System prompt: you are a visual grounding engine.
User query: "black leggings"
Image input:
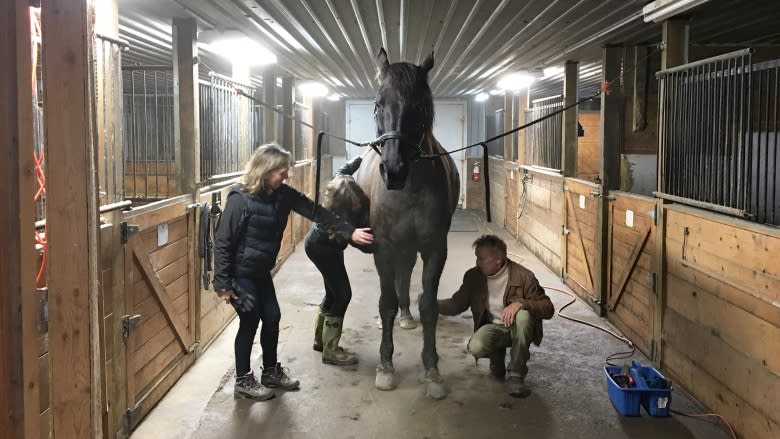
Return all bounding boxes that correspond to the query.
[233,273,280,376]
[305,235,352,317]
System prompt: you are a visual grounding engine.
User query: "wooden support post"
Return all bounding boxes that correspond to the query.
[0,3,40,438]
[516,88,528,165]
[173,17,200,195]
[262,67,277,144]
[653,17,689,365]
[561,60,579,177]
[42,0,103,436]
[503,93,513,160]
[282,76,295,159]
[633,45,648,132]
[594,46,623,317]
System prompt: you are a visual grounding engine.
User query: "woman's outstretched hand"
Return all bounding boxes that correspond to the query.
[351,227,374,245]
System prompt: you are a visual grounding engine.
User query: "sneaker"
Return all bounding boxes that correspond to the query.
[261,363,301,390]
[506,375,531,398]
[234,371,275,401]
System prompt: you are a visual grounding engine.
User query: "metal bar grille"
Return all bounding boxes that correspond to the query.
[657,49,780,226]
[526,95,563,170]
[121,66,173,199]
[198,73,262,185]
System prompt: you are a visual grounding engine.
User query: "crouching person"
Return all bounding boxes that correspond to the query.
[306,155,372,366]
[438,235,554,398]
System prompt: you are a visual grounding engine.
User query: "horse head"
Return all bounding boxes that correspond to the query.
[373,48,434,190]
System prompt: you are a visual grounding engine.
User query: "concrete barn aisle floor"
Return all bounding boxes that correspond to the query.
[131,210,732,439]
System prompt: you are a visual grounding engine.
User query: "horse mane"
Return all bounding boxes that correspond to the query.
[380,62,435,129]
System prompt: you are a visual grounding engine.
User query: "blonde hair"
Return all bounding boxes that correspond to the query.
[242,143,293,193]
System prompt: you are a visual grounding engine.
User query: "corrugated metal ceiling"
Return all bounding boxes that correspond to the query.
[117,0,780,99]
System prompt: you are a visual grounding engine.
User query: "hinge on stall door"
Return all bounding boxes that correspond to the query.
[121,314,142,340]
[120,221,139,244]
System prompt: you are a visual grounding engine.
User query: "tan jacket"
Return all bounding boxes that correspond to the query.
[438,259,555,346]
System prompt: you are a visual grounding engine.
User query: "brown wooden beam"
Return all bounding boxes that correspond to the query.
[561,60,579,177]
[503,93,513,160]
[594,46,624,317]
[282,75,295,159]
[262,67,277,144]
[1,2,40,439]
[173,17,200,195]
[42,0,103,436]
[653,17,689,365]
[516,88,528,165]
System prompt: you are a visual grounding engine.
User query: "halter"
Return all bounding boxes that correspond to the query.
[368,127,427,162]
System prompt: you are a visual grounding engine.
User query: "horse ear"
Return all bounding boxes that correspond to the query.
[376,47,390,78]
[421,52,434,74]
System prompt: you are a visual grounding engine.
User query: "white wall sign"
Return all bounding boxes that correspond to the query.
[579,194,586,209]
[157,223,169,247]
[626,210,634,228]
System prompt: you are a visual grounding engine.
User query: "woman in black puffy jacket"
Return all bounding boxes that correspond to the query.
[213,144,373,401]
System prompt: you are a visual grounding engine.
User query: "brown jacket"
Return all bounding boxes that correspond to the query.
[438,259,555,346]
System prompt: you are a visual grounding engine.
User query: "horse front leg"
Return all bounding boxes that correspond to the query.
[374,251,398,390]
[420,241,447,399]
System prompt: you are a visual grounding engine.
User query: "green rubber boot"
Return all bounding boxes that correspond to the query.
[322,316,358,366]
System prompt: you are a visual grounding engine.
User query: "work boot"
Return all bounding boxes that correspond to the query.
[489,349,506,381]
[399,309,418,329]
[234,371,275,401]
[506,374,531,398]
[261,363,300,390]
[313,311,325,352]
[322,316,358,366]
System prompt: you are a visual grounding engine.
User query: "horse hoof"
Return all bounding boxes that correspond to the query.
[375,365,396,390]
[425,369,447,400]
[399,311,417,330]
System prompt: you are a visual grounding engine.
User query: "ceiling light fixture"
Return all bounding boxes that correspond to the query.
[475,93,490,102]
[298,81,328,97]
[497,72,536,91]
[199,30,277,66]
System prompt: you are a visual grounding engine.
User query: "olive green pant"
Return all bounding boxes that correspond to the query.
[466,309,533,379]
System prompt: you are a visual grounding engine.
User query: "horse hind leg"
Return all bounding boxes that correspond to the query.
[420,243,447,400]
[374,252,399,391]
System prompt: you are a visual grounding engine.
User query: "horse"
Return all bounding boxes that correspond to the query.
[353,48,460,399]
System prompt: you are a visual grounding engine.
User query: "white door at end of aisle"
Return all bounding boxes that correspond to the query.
[345,100,375,161]
[432,101,466,204]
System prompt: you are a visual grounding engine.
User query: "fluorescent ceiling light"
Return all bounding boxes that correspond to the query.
[475,93,490,102]
[497,72,535,91]
[327,93,341,101]
[643,0,710,23]
[201,37,277,66]
[298,81,328,97]
[489,89,505,96]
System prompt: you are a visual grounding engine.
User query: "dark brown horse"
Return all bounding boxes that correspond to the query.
[353,48,459,399]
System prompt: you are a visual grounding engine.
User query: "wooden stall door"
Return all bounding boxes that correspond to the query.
[121,198,197,432]
[563,178,600,305]
[605,193,657,356]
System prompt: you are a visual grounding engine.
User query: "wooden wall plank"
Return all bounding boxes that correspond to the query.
[42,0,102,436]
[663,342,779,439]
[132,242,194,351]
[0,2,39,437]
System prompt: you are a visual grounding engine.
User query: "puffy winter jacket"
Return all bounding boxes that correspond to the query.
[212,183,354,291]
